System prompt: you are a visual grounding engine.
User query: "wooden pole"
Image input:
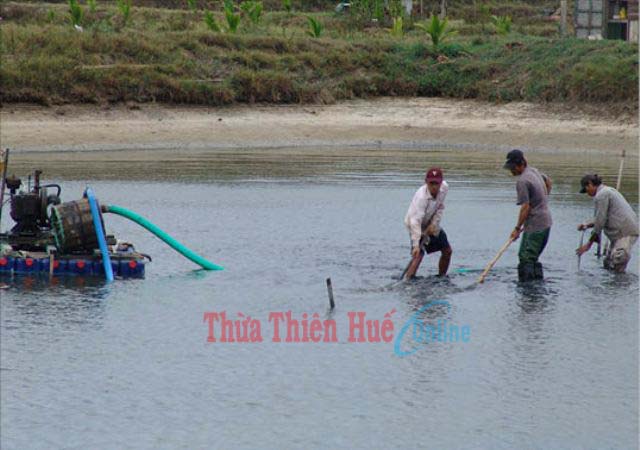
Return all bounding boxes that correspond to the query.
[560,0,568,37]
[616,149,626,190]
[477,237,514,283]
[578,229,586,270]
[326,278,335,309]
[0,149,9,229]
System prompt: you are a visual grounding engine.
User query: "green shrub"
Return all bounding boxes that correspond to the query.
[491,15,512,35]
[240,1,263,25]
[224,0,241,33]
[306,16,323,38]
[67,0,83,27]
[116,0,132,27]
[416,15,457,52]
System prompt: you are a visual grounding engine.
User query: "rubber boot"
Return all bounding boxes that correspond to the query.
[533,262,544,279]
[518,262,536,282]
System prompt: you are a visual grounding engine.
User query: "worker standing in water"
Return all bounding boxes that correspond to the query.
[403,167,452,279]
[575,173,639,273]
[503,149,553,281]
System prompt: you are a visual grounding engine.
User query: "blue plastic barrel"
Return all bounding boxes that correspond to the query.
[119,259,145,278]
[70,259,92,275]
[53,259,68,275]
[15,257,38,274]
[0,256,13,273]
[38,258,50,274]
[92,260,120,277]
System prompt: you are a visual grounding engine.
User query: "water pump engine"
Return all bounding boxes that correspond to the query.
[6,170,61,250]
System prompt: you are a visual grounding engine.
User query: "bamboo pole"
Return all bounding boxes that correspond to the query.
[577,229,586,270]
[616,149,626,190]
[0,149,9,229]
[477,237,514,283]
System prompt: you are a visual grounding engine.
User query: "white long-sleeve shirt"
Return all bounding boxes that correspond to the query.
[404,181,448,248]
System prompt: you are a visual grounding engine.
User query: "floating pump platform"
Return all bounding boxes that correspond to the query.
[0,149,222,282]
[0,253,145,278]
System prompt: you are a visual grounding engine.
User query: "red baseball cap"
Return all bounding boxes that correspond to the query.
[425,167,443,183]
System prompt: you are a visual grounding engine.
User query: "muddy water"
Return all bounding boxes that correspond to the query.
[1,147,638,449]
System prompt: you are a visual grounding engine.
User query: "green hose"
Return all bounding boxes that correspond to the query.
[105,204,223,271]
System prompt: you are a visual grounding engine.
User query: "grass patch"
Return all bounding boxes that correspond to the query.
[1,1,637,107]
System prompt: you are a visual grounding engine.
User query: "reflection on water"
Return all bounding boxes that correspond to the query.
[1,147,638,449]
[515,281,556,313]
[9,146,640,202]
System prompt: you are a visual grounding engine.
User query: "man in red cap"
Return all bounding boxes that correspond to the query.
[403,167,452,279]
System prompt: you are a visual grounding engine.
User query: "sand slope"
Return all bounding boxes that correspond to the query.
[1,98,637,154]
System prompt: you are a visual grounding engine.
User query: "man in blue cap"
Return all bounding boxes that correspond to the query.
[503,149,553,281]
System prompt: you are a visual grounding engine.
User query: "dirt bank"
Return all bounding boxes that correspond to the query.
[1,98,637,154]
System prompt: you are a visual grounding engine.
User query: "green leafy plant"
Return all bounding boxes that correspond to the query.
[87,0,97,13]
[282,0,292,13]
[491,15,512,35]
[416,15,457,51]
[239,1,252,14]
[116,0,132,26]
[204,10,221,31]
[68,0,83,27]
[47,9,56,23]
[250,2,263,24]
[225,11,240,32]
[240,1,263,25]
[306,16,323,38]
[224,0,241,33]
[389,16,403,38]
[186,0,197,10]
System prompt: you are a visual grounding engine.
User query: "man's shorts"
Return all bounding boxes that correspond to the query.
[417,229,450,255]
[604,235,638,272]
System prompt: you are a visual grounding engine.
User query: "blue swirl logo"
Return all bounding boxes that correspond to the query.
[394,300,471,357]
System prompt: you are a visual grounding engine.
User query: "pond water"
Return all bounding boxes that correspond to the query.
[2,147,638,449]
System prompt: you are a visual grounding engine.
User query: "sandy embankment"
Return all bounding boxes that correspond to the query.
[0,98,637,154]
